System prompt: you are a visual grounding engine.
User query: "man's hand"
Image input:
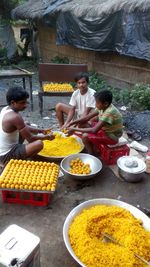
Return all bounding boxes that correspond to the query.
[66,127,75,136]
[41,128,52,135]
[45,133,55,140]
[67,121,76,127]
[61,123,70,130]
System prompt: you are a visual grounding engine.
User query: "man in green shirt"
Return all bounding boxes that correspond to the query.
[67,89,123,155]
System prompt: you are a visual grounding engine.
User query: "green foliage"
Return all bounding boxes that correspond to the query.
[120,88,130,105]
[0,47,7,58]
[0,0,28,21]
[2,0,26,8]
[11,19,29,26]
[89,71,150,110]
[1,0,18,15]
[88,71,130,105]
[0,19,10,25]
[129,83,150,110]
[18,0,28,3]
[51,56,70,64]
[108,87,130,106]
[89,71,106,91]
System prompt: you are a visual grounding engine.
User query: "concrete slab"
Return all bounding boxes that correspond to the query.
[0,74,150,267]
[0,161,150,267]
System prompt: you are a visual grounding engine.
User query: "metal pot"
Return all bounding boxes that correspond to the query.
[117,156,146,183]
[118,167,145,183]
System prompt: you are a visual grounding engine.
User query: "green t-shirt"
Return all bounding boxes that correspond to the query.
[97,104,123,140]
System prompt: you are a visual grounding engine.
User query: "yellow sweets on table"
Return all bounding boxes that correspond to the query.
[68,158,91,175]
[43,83,74,92]
[0,159,59,192]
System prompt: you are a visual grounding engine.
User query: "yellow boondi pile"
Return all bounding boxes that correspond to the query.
[69,205,150,267]
[39,133,82,157]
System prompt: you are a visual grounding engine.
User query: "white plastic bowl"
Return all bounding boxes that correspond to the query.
[63,198,150,267]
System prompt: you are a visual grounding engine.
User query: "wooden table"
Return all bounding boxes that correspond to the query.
[0,69,33,111]
[38,63,88,115]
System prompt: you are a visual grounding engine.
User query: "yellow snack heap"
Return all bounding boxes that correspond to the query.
[0,159,59,192]
[43,83,74,92]
[39,133,83,157]
[68,158,91,175]
[69,205,150,267]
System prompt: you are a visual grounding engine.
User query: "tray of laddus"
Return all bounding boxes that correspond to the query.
[0,159,60,193]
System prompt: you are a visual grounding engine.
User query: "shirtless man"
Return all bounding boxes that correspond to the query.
[0,86,54,164]
[55,72,96,129]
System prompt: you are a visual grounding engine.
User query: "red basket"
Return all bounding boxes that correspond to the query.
[1,190,52,206]
[99,144,130,165]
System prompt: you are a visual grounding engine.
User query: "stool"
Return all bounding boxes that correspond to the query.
[98,144,130,165]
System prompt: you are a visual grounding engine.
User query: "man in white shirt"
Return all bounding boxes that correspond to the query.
[55,72,96,129]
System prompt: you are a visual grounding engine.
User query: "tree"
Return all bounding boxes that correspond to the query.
[0,1,19,19]
[0,0,28,20]
[0,0,29,60]
[0,0,20,60]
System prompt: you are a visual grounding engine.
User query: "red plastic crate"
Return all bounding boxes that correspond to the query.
[1,190,52,206]
[99,144,130,165]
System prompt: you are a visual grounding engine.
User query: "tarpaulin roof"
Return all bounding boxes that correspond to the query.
[12,0,150,60]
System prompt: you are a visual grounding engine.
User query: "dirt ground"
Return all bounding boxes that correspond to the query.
[0,64,150,267]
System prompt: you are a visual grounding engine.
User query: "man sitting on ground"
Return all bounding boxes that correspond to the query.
[55,72,96,129]
[0,86,54,164]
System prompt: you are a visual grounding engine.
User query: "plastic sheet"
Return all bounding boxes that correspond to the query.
[43,0,150,60]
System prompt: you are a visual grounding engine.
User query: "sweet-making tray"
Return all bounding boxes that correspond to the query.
[0,159,63,194]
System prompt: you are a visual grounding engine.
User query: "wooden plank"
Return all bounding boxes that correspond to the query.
[38,63,88,82]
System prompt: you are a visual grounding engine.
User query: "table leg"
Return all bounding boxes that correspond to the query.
[22,78,26,90]
[39,92,43,117]
[29,77,33,111]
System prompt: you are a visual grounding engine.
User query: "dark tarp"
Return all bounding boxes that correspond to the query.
[43,1,150,61]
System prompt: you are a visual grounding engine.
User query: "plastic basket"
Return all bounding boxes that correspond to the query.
[2,190,52,206]
[99,144,130,165]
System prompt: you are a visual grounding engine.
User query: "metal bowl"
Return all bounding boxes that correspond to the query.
[38,132,84,161]
[60,153,102,180]
[63,198,150,267]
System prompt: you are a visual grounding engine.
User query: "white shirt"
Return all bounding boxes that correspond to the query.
[69,87,96,118]
[0,106,19,155]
